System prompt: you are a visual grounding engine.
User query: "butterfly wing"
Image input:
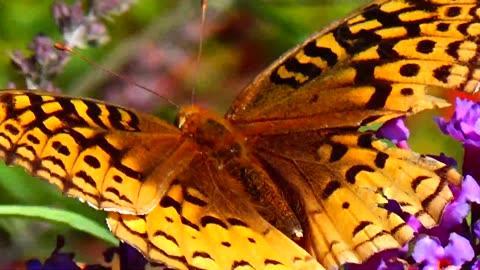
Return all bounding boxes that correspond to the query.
[225,0,469,268]
[0,90,195,215]
[107,155,324,270]
[227,0,480,127]
[252,131,460,267]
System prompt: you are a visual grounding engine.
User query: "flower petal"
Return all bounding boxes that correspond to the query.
[412,236,443,265]
[444,233,474,266]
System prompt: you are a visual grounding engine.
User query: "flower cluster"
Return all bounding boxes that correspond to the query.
[10,0,135,90]
[25,236,165,270]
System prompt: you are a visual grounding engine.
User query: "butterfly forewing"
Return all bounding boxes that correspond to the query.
[226,0,480,127]
[0,90,194,214]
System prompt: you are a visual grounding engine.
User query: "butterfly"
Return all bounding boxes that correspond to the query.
[2,0,477,269]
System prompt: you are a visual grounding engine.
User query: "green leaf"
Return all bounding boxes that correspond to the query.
[0,205,118,245]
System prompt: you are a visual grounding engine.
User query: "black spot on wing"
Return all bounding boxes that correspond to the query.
[160,196,182,215]
[322,180,341,200]
[411,175,430,192]
[52,141,70,156]
[84,155,101,168]
[353,221,373,237]
[232,260,253,269]
[181,216,200,231]
[153,230,179,246]
[4,124,19,135]
[374,152,388,169]
[74,171,97,189]
[201,216,228,229]
[184,191,208,207]
[329,143,348,162]
[346,165,375,184]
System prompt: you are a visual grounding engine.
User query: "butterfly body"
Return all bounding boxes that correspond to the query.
[177,105,303,239]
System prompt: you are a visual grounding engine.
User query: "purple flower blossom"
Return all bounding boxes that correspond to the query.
[435,98,480,147]
[25,236,154,270]
[435,175,480,240]
[463,146,480,186]
[26,236,80,270]
[426,153,457,167]
[52,1,108,48]
[440,201,470,230]
[376,117,410,149]
[10,35,68,90]
[473,260,480,270]
[474,220,480,239]
[449,175,480,204]
[98,242,152,270]
[343,249,404,270]
[52,0,135,48]
[10,0,136,91]
[412,233,474,269]
[435,98,480,181]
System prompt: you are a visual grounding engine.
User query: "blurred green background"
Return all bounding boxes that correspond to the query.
[0,0,463,268]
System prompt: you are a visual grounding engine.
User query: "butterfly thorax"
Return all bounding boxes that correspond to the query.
[176,105,304,239]
[176,105,245,162]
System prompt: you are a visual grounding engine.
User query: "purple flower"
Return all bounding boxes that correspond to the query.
[52,0,135,48]
[94,242,151,270]
[26,236,80,270]
[474,220,480,239]
[449,175,480,204]
[473,260,480,270]
[412,233,474,269]
[438,175,480,231]
[383,199,422,232]
[10,35,67,90]
[376,117,410,149]
[25,236,155,270]
[52,1,108,48]
[343,249,404,270]
[92,0,136,17]
[426,153,457,167]
[463,146,480,185]
[435,98,480,181]
[435,98,480,147]
[439,201,470,233]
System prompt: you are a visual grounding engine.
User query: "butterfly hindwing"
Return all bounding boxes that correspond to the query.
[107,156,324,270]
[251,131,460,267]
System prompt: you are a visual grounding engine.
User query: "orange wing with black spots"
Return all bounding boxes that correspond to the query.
[0,90,194,215]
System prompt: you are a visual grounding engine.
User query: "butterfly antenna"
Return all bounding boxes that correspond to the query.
[191,0,208,105]
[54,43,179,109]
